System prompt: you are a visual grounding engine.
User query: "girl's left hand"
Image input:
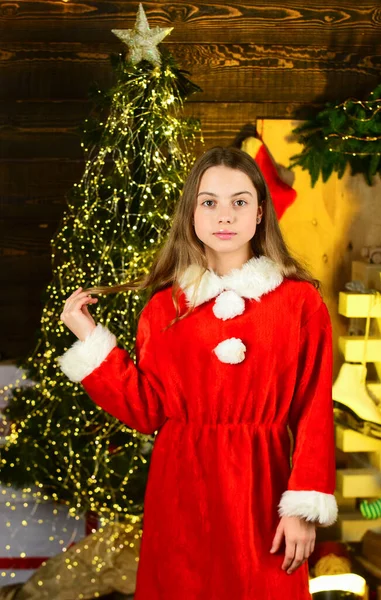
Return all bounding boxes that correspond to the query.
[270,516,316,574]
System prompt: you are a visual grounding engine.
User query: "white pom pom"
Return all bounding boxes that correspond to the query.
[213,290,246,320]
[213,338,246,364]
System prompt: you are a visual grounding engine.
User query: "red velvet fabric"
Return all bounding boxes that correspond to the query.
[81,278,335,600]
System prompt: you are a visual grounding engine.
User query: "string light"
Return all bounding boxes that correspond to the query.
[325,94,381,155]
[0,50,203,587]
[290,84,381,185]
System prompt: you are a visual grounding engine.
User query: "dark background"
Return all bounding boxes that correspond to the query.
[1,1,381,359]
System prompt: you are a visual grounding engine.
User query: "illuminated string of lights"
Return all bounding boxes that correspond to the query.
[290,83,381,186]
[0,48,202,588]
[338,97,381,122]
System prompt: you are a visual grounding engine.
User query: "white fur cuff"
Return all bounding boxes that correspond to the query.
[278,490,338,527]
[57,324,117,382]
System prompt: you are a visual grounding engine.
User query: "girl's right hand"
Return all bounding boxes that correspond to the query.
[60,287,98,341]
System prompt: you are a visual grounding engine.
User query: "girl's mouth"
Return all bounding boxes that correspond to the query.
[213,233,237,240]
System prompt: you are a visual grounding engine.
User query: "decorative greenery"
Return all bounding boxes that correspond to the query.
[0,48,202,523]
[289,83,381,186]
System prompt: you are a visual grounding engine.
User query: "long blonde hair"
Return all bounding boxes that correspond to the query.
[84,146,319,326]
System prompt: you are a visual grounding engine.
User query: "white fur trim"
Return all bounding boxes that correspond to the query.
[179,264,224,307]
[278,490,338,526]
[179,255,283,308]
[213,290,246,320]
[57,324,117,383]
[213,337,246,364]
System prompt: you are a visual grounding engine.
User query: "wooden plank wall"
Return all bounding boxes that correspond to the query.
[1,1,381,359]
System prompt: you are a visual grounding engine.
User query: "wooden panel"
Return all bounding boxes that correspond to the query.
[1,2,380,46]
[0,303,47,361]
[0,100,92,130]
[0,256,51,284]
[0,131,83,160]
[1,43,379,102]
[0,98,288,284]
[0,99,318,132]
[0,203,65,221]
[0,100,323,161]
[0,218,59,256]
[0,161,84,205]
[0,257,52,359]
[184,102,311,144]
[0,160,81,279]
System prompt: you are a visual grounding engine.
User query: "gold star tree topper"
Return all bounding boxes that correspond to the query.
[112,4,173,67]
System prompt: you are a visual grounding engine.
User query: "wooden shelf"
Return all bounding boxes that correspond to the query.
[338,292,381,318]
[335,424,381,453]
[334,489,356,509]
[338,336,381,362]
[335,510,381,542]
[336,468,381,498]
[335,272,381,546]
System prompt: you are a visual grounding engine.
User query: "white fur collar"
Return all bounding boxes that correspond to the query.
[179,255,284,307]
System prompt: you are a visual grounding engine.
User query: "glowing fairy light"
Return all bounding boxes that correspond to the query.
[0,32,203,588]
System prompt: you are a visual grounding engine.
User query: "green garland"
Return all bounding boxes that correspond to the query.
[289,83,381,186]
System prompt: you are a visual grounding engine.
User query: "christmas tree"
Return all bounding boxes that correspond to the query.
[0,4,202,524]
[289,83,381,186]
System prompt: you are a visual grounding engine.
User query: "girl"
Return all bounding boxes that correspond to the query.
[58,146,338,600]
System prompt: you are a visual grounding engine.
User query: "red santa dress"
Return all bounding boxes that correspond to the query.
[57,255,338,600]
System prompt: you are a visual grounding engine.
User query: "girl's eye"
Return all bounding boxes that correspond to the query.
[201,199,247,207]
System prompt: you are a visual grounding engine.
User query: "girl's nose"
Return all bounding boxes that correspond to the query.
[218,210,234,222]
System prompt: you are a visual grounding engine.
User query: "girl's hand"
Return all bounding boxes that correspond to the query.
[270,515,316,575]
[60,286,98,341]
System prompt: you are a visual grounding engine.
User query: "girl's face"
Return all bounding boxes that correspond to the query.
[193,165,263,260]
